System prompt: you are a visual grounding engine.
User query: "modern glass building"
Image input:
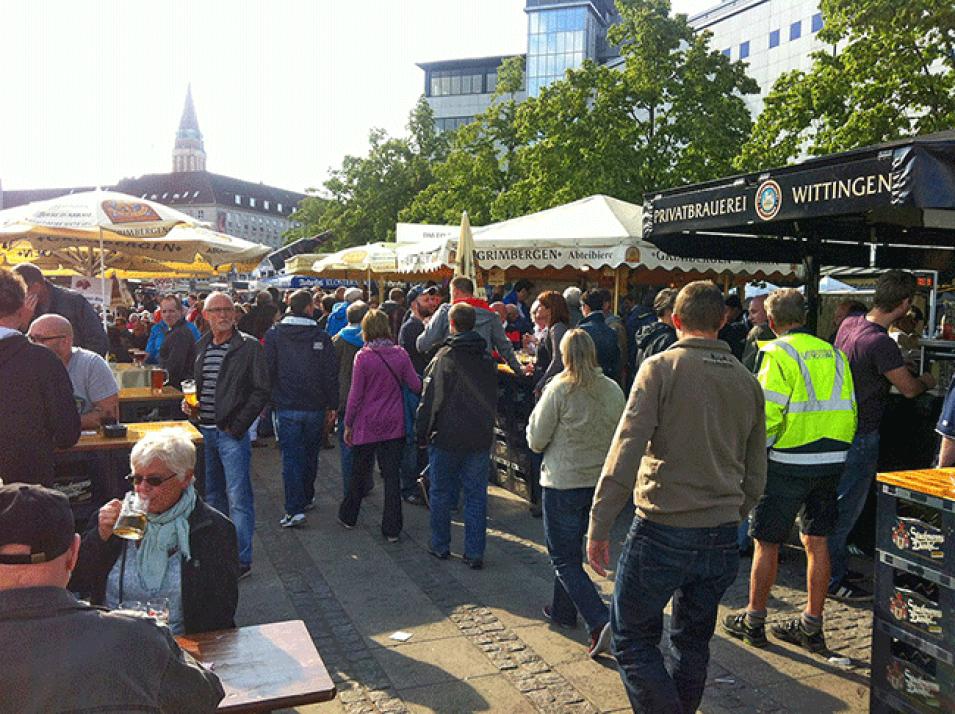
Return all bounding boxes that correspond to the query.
[419,0,827,130]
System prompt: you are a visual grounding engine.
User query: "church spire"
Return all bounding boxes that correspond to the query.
[172,84,207,172]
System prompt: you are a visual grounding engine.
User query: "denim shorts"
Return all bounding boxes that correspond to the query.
[750,468,840,543]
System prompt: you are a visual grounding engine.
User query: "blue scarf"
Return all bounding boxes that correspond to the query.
[137,485,196,591]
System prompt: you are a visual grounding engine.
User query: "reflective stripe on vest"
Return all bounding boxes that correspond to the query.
[771,339,849,413]
[768,449,849,465]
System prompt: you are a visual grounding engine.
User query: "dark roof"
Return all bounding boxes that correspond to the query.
[416,54,523,72]
[0,186,101,209]
[113,171,306,216]
[265,232,334,270]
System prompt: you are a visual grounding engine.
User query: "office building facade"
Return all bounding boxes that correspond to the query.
[420,0,826,129]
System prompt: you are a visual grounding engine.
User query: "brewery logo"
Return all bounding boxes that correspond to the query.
[625,246,641,263]
[755,180,782,221]
[892,520,912,550]
[886,661,905,692]
[101,201,162,224]
[889,592,908,622]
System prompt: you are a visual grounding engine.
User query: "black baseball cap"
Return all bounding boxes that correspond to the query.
[407,283,439,303]
[0,484,74,565]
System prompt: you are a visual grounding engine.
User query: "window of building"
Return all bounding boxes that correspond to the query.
[435,116,473,133]
[264,200,270,211]
[790,20,801,40]
[173,193,180,199]
[721,48,731,58]
[249,197,256,208]
[196,209,205,219]
[277,203,283,213]
[526,5,592,95]
[235,195,242,205]
[162,193,169,199]
[739,41,749,59]
[769,29,780,48]
[428,68,486,97]
[811,13,823,33]
[485,71,497,94]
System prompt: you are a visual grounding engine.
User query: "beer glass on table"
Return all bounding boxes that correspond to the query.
[113,492,149,541]
[147,598,170,627]
[181,379,198,409]
[150,368,169,395]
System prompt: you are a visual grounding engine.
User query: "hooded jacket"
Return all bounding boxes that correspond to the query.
[634,320,677,372]
[325,301,349,337]
[264,315,339,412]
[345,342,421,446]
[416,298,523,374]
[332,324,364,413]
[416,330,499,453]
[0,333,80,485]
[34,282,109,356]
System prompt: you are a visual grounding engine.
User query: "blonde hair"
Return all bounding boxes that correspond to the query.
[361,308,392,342]
[556,329,600,390]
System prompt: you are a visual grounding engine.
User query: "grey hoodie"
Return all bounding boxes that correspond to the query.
[416,300,523,374]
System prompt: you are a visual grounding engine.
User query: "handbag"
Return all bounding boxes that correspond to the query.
[372,349,419,443]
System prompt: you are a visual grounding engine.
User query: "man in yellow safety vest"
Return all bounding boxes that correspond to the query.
[723,288,856,654]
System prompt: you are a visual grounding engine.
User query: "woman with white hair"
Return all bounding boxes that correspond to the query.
[71,428,239,634]
[526,329,625,657]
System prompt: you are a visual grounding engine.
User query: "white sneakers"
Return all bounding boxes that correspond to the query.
[279,513,306,528]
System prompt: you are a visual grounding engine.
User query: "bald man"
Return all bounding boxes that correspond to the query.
[28,314,119,430]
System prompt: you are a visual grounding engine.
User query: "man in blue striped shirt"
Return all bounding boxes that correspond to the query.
[183,292,270,579]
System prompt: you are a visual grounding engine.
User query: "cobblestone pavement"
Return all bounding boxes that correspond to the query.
[235,445,872,713]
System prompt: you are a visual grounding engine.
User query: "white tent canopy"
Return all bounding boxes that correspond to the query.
[396,195,798,278]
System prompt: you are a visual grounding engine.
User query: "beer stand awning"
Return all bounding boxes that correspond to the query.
[643,131,955,272]
[396,195,797,280]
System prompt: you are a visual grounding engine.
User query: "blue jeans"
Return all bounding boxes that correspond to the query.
[828,430,880,589]
[612,517,739,714]
[276,409,324,516]
[542,486,609,634]
[201,426,254,567]
[429,447,489,559]
[337,417,354,499]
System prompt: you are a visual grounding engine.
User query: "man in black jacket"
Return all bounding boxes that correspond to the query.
[0,268,80,485]
[0,483,224,713]
[158,296,199,390]
[183,292,270,577]
[578,288,621,382]
[633,288,678,375]
[265,290,339,527]
[13,262,109,355]
[416,303,498,569]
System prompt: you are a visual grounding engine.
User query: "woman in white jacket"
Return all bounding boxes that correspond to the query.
[526,329,625,658]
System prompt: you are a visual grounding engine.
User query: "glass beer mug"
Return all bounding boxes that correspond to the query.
[114,492,149,541]
[150,368,169,395]
[181,379,199,409]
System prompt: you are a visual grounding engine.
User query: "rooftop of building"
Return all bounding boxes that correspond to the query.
[416,54,524,72]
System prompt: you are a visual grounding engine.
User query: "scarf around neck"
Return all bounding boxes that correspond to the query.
[137,485,196,592]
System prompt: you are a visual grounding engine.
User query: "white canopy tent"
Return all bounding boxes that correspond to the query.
[395,195,798,279]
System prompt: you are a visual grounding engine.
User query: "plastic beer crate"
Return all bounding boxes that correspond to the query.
[875,550,955,657]
[870,619,955,713]
[876,470,955,570]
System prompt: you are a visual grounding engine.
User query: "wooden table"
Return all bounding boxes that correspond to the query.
[55,421,204,525]
[119,386,185,422]
[177,620,336,712]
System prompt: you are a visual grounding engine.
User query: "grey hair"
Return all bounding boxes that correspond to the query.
[563,286,582,307]
[130,428,197,481]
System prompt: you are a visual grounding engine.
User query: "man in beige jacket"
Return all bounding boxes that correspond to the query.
[587,281,766,714]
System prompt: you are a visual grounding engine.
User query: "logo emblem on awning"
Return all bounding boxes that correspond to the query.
[755,180,782,221]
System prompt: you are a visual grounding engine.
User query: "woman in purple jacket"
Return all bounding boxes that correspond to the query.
[338,309,422,540]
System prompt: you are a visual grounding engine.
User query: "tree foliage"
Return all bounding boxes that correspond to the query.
[737,0,955,170]
[285,97,448,248]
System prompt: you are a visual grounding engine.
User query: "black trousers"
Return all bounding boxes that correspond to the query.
[338,438,404,538]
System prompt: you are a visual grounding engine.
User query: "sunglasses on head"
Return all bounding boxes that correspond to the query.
[126,472,178,487]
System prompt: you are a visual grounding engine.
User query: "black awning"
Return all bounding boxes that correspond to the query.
[643,132,955,267]
[265,231,333,270]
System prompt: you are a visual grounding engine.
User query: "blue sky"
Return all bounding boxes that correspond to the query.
[1,0,715,193]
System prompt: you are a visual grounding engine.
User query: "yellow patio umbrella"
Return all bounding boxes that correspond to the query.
[454,211,477,284]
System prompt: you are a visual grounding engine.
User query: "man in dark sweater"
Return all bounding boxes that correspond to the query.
[578,288,620,382]
[0,268,80,485]
[416,303,498,569]
[265,290,339,526]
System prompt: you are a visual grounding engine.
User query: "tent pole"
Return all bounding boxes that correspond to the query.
[99,227,107,330]
[613,267,622,314]
[804,242,820,336]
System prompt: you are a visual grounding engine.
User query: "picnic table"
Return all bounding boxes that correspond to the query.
[176,620,336,712]
[119,386,185,422]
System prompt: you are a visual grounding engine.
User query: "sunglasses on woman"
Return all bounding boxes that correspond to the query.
[126,472,178,487]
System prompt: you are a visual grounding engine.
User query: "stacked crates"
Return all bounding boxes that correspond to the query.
[871,469,955,713]
[492,373,537,501]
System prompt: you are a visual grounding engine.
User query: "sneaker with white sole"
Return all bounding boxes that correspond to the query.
[279,513,306,528]
[828,581,873,603]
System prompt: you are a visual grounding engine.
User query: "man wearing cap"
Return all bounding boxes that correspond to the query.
[326,286,364,337]
[0,483,224,712]
[0,268,80,485]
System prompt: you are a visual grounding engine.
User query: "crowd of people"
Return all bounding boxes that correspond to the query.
[1,259,951,711]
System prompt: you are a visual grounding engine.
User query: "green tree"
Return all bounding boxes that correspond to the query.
[285,97,447,248]
[496,0,758,217]
[737,0,955,170]
[401,56,526,225]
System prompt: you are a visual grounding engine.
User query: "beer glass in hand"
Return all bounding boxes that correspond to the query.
[113,492,149,540]
[181,379,198,409]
